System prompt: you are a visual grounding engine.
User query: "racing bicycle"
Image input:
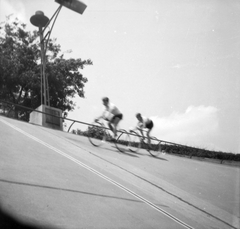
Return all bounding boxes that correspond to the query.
[87,120,163,157]
[126,129,164,157]
[87,120,129,153]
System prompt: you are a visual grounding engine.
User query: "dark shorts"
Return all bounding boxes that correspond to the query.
[145,120,153,130]
[110,113,123,122]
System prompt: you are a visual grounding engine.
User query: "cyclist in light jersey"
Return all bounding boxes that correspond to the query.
[95,97,123,138]
[135,113,154,145]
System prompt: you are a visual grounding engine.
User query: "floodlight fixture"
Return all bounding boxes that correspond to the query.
[55,0,87,15]
[30,11,49,28]
[29,1,87,106]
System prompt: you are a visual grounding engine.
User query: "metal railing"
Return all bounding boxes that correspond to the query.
[1,100,238,163]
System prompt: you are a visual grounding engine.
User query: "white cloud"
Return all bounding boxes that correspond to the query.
[0,0,26,23]
[150,106,220,150]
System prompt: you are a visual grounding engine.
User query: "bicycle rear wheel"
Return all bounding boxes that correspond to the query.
[88,121,106,147]
[148,137,162,157]
[128,130,141,153]
[114,129,130,152]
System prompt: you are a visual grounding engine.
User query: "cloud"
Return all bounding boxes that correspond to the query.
[0,0,26,23]
[150,106,220,150]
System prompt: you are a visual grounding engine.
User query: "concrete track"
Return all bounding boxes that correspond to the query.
[0,116,239,229]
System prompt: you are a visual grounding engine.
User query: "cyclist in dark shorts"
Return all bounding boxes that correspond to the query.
[95,97,123,138]
[135,113,154,145]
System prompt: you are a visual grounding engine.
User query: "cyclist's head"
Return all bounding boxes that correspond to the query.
[102,97,109,102]
[136,113,141,118]
[102,97,109,106]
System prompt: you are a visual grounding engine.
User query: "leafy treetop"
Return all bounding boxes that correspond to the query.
[0,15,92,118]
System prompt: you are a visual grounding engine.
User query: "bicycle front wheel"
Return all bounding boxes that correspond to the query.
[128,130,141,153]
[148,137,162,157]
[88,121,106,147]
[115,129,130,153]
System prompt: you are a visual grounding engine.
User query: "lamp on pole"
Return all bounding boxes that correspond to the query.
[30,0,87,107]
[29,0,87,130]
[30,11,49,106]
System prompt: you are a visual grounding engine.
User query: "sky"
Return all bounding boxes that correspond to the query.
[0,0,239,154]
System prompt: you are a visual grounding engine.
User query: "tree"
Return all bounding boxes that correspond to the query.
[0,15,92,119]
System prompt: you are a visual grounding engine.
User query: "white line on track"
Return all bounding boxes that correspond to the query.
[1,119,195,229]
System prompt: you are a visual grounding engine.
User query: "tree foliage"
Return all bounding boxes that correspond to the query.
[0,15,92,118]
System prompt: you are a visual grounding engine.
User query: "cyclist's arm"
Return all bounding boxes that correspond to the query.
[130,122,144,138]
[95,111,106,122]
[95,110,113,122]
[137,122,144,129]
[95,116,102,122]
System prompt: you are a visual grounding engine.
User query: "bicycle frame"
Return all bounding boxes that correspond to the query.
[88,120,113,146]
[88,121,163,156]
[127,129,163,157]
[88,120,129,153]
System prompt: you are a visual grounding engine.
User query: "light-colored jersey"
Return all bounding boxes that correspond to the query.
[103,103,121,120]
[138,116,151,128]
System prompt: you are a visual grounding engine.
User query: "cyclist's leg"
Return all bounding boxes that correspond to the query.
[111,114,123,138]
[107,121,114,132]
[146,120,154,145]
[138,128,144,141]
[146,128,152,145]
[112,117,121,138]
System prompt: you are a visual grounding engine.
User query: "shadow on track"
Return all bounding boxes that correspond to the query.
[0,179,140,203]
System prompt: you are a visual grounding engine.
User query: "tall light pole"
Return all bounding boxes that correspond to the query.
[29,0,87,130]
[30,11,49,106]
[30,0,87,107]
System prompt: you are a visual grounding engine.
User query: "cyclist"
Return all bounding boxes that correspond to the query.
[133,113,154,145]
[95,97,123,139]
